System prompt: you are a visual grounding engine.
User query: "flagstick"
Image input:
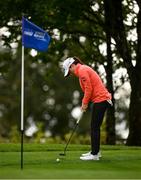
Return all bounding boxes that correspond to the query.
[21,129,24,169]
[21,45,25,169]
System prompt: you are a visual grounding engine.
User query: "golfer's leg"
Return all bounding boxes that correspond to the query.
[91,102,108,155]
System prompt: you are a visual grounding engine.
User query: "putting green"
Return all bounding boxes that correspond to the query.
[0,143,141,179]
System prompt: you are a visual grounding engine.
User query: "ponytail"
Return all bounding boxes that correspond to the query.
[73,56,84,65]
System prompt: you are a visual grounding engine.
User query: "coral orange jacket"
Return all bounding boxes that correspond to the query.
[74,63,112,105]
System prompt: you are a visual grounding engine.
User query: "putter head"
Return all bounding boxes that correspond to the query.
[59,153,66,156]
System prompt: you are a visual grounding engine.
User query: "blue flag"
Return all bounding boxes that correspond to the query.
[22,17,51,52]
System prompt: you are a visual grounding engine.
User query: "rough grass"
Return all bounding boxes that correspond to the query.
[0,143,141,179]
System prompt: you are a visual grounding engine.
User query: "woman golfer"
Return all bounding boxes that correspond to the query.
[62,57,112,161]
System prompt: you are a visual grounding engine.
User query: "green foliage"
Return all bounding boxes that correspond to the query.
[0,0,140,145]
[9,126,20,143]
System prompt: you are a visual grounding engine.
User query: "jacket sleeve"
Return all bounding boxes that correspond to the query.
[79,70,93,105]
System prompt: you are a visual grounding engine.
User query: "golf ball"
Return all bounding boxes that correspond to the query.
[56,158,60,162]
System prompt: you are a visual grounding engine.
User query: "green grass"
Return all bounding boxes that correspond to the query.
[0,143,141,179]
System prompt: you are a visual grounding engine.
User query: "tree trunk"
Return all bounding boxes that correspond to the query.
[127,76,141,145]
[106,0,141,145]
[127,1,141,145]
[104,0,116,145]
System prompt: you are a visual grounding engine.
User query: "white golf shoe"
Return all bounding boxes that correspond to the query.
[81,151,102,158]
[80,154,99,161]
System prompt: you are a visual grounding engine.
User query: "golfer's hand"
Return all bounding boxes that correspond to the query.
[81,103,88,112]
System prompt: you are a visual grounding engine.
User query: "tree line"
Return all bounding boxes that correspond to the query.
[0,0,140,145]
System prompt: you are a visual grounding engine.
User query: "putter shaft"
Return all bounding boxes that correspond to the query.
[59,113,83,156]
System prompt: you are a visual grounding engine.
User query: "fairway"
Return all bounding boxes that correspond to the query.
[0,143,141,179]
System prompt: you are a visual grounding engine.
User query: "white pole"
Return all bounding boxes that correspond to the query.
[21,45,24,131]
[21,45,24,169]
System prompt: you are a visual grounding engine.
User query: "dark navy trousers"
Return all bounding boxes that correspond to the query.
[91,100,111,155]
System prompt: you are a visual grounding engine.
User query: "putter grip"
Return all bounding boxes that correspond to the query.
[76,112,83,124]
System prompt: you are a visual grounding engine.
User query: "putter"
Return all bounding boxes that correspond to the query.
[59,112,83,156]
